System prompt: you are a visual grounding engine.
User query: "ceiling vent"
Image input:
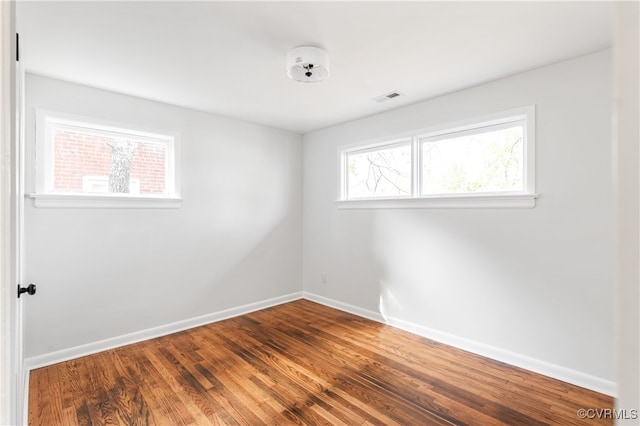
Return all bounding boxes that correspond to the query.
[286,46,330,83]
[372,91,401,103]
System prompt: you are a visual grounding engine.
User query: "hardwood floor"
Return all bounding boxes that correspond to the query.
[29,299,613,425]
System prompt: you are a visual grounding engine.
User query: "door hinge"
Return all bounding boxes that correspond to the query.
[16,33,19,62]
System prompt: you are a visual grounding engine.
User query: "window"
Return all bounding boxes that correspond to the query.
[346,140,412,199]
[32,110,181,208]
[420,122,524,196]
[338,106,536,208]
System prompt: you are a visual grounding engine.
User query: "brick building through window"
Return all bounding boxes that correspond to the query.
[53,129,167,195]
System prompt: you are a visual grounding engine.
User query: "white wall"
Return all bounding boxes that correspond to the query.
[614,1,640,422]
[23,74,302,358]
[303,50,615,391]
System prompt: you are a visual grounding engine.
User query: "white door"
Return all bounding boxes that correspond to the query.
[1,3,27,424]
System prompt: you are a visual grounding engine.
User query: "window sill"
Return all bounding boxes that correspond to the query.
[336,193,537,209]
[29,193,183,209]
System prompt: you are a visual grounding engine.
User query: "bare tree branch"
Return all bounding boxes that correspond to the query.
[366,156,409,194]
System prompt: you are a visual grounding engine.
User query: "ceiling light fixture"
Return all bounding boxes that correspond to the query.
[286,46,330,83]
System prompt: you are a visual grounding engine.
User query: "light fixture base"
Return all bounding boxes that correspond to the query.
[286,46,330,83]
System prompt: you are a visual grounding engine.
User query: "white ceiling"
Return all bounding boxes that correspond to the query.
[18,1,612,134]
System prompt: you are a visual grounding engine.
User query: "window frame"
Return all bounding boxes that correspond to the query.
[31,109,182,209]
[337,106,536,209]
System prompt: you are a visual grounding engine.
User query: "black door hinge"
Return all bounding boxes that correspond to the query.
[16,33,19,62]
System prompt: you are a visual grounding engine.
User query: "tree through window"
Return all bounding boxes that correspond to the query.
[346,142,412,199]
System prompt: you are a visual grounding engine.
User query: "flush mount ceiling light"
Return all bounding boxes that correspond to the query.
[286,46,330,83]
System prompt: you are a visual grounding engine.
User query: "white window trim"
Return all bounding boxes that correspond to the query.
[336,106,537,209]
[28,193,181,209]
[31,109,182,209]
[337,193,536,209]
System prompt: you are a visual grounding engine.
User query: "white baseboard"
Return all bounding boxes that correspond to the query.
[24,291,303,371]
[304,292,386,323]
[303,291,617,397]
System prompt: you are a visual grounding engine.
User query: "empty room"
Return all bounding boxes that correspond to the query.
[0,1,638,425]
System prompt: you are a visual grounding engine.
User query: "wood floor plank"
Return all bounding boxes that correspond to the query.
[239,309,492,425]
[28,366,53,426]
[29,299,614,425]
[194,353,290,424]
[281,300,611,424]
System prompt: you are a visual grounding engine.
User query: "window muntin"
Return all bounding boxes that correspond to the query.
[36,112,178,201]
[420,121,524,196]
[346,141,412,199]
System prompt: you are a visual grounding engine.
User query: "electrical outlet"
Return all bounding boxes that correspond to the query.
[321,273,327,284]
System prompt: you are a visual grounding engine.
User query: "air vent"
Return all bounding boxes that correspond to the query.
[372,91,401,103]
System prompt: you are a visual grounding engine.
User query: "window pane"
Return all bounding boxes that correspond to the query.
[53,129,167,195]
[421,125,523,195]
[347,143,412,199]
